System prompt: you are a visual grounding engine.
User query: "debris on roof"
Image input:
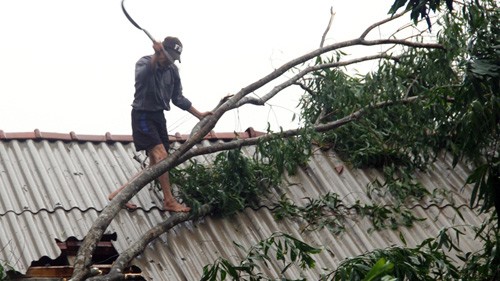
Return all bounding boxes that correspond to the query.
[0,129,487,280]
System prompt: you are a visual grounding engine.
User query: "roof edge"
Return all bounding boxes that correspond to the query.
[0,128,265,143]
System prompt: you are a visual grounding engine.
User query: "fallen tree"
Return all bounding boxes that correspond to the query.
[71,0,500,279]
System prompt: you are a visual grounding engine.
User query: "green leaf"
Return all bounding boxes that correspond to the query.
[362,258,394,281]
[389,0,409,14]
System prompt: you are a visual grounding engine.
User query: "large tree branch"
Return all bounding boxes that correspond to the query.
[226,13,441,110]
[207,10,441,116]
[225,36,441,110]
[86,96,422,281]
[70,9,441,280]
[228,33,441,109]
[88,205,212,281]
[234,54,401,108]
[184,96,420,162]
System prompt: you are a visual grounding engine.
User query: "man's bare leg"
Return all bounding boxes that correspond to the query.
[149,144,191,212]
[108,172,140,210]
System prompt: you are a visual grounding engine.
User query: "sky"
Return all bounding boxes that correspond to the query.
[0,0,410,135]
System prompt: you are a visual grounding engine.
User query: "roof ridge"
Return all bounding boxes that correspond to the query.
[0,127,265,143]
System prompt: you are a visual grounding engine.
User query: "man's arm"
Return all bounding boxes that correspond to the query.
[187,106,212,120]
[150,41,163,69]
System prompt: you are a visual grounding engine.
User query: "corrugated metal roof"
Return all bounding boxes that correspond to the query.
[0,130,488,280]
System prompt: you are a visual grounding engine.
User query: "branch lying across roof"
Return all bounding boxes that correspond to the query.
[84,95,421,281]
[221,14,440,110]
[181,96,420,163]
[87,204,212,281]
[233,53,401,108]
[226,38,440,109]
[70,9,442,281]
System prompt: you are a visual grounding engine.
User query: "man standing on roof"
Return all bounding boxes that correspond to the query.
[109,36,212,212]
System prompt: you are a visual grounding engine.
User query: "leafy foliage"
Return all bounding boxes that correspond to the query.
[0,264,4,281]
[359,258,396,281]
[176,1,499,280]
[441,0,500,218]
[301,48,452,171]
[302,50,458,176]
[389,0,454,29]
[256,128,313,176]
[299,0,499,220]
[367,164,429,204]
[458,217,500,280]
[171,148,281,217]
[328,239,460,280]
[0,259,9,281]
[274,192,348,234]
[274,192,425,234]
[200,225,499,280]
[171,132,313,217]
[325,225,499,280]
[200,232,321,281]
[284,0,499,279]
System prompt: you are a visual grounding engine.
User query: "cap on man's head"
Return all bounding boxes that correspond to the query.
[162,36,183,63]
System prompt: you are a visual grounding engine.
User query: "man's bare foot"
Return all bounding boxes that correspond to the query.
[123,202,138,210]
[108,194,138,210]
[164,200,191,212]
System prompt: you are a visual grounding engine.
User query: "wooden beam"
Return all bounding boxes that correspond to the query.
[24,265,112,278]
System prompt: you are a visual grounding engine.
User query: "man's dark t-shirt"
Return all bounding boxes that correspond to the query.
[131,55,192,111]
[130,55,191,151]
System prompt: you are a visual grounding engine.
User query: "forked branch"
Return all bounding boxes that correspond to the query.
[70,9,443,280]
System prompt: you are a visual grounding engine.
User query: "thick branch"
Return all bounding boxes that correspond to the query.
[71,9,441,280]
[81,96,421,281]
[224,12,440,110]
[180,96,420,163]
[358,38,443,49]
[71,119,224,280]
[88,205,212,281]
[209,10,441,117]
[229,34,441,109]
[234,54,400,108]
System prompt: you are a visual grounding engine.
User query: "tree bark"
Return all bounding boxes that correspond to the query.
[87,204,213,281]
[70,10,443,280]
[84,96,422,280]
